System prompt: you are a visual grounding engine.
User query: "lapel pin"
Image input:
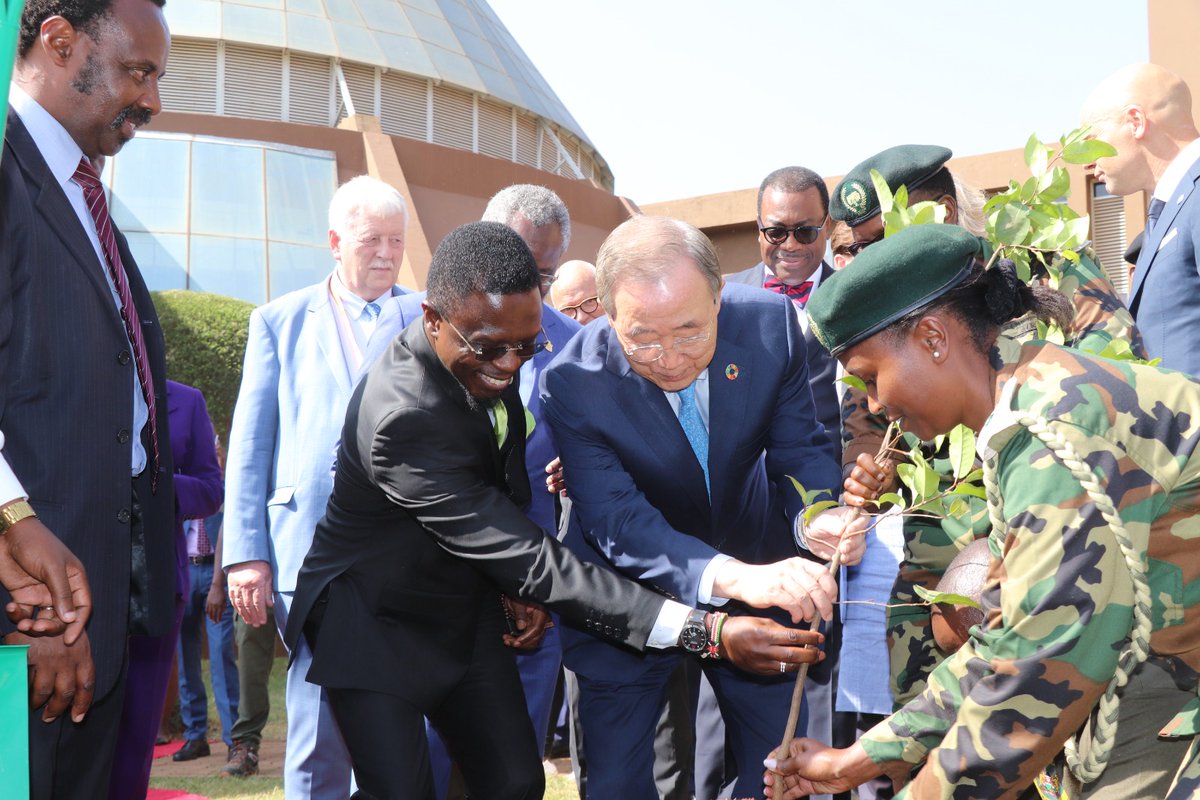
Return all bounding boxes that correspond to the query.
[725,363,739,380]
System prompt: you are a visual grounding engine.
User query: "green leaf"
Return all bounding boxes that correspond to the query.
[803,499,840,525]
[839,374,867,392]
[877,492,907,510]
[947,425,976,479]
[950,482,987,499]
[1038,167,1070,202]
[896,462,919,495]
[948,498,970,519]
[893,184,909,211]
[901,432,922,450]
[1010,249,1032,282]
[993,203,1033,246]
[913,584,983,610]
[1019,176,1040,204]
[787,476,832,506]
[1062,217,1091,250]
[1062,139,1117,164]
[1061,249,1080,264]
[1024,133,1050,177]
[870,169,895,213]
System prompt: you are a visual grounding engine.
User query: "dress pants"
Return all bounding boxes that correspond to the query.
[276,590,356,800]
[230,611,276,747]
[576,653,806,799]
[177,560,239,747]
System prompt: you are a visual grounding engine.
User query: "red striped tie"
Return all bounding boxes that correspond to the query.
[72,158,161,493]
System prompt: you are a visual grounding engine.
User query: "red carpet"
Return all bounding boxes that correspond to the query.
[152,740,185,759]
[146,790,208,800]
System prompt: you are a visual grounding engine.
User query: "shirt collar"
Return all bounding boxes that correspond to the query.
[9,83,87,191]
[330,270,391,317]
[1154,137,1200,202]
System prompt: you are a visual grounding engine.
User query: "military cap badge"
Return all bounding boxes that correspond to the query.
[840,180,869,218]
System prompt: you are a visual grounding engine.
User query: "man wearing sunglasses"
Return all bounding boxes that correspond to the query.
[283,222,831,799]
[541,215,858,799]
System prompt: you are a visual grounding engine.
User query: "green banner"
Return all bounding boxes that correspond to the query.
[1,0,24,148]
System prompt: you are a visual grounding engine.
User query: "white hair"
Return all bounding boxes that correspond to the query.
[481,184,571,251]
[328,175,408,235]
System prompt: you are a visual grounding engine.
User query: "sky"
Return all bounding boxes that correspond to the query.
[487,0,1149,204]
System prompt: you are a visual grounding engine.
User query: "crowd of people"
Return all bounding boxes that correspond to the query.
[3,1,1200,799]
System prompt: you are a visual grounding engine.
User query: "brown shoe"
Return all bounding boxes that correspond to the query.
[220,740,259,778]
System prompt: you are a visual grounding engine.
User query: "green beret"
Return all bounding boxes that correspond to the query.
[808,224,981,356]
[830,144,953,226]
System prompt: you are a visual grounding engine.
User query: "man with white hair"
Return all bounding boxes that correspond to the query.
[482,183,571,296]
[1081,63,1200,375]
[550,260,604,324]
[222,175,411,797]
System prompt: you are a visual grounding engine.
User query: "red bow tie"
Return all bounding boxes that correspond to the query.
[764,277,813,305]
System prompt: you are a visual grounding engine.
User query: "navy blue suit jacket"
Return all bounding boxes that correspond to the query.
[540,282,840,678]
[1130,156,1200,376]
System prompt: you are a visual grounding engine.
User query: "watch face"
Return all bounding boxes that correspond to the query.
[681,622,708,652]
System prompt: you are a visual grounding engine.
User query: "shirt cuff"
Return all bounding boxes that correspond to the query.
[697,553,734,606]
[860,713,931,766]
[0,447,28,507]
[645,599,693,649]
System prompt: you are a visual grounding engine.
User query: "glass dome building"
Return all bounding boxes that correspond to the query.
[106,0,630,304]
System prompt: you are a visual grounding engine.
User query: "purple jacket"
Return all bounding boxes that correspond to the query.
[167,380,224,595]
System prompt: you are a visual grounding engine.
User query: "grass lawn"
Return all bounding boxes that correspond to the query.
[149,656,580,798]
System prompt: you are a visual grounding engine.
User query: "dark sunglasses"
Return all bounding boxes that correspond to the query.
[846,233,885,256]
[445,319,551,362]
[758,216,828,246]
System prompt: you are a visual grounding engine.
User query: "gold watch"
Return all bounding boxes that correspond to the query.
[0,500,37,534]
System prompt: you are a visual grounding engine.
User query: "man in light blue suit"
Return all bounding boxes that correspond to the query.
[1082,63,1200,375]
[541,215,862,799]
[362,184,580,797]
[223,175,411,799]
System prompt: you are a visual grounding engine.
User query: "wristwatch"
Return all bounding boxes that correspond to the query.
[0,500,37,534]
[679,608,710,654]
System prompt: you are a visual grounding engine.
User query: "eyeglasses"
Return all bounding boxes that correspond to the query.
[846,234,884,256]
[559,296,600,320]
[443,318,551,362]
[758,216,828,246]
[538,273,557,288]
[622,328,713,364]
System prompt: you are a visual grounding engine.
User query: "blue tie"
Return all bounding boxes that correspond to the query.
[677,382,709,494]
[364,301,381,321]
[1147,197,1166,233]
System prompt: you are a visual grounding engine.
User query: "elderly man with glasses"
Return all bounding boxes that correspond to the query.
[550,259,605,324]
[540,215,856,799]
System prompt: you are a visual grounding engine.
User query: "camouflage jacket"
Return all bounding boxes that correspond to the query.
[860,341,1200,798]
[842,246,1147,705]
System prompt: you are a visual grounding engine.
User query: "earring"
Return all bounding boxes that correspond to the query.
[932,350,941,359]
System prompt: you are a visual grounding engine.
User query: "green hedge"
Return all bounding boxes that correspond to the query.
[153,290,255,444]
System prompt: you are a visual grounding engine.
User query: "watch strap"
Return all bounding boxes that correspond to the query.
[0,500,36,534]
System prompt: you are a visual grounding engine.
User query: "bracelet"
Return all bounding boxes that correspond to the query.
[702,611,727,660]
[0,500,37,534]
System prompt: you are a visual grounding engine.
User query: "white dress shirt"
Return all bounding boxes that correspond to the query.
[763,262,825,334]
[1153,137,1200,206]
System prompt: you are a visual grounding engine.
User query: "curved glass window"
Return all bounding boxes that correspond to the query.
[105,132,337,305]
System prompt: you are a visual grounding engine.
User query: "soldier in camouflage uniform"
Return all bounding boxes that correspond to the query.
[766,224,1200,800]
[828,144,1146,707]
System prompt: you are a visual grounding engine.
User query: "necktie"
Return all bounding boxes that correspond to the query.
[364,301,381,321]
[491,400,509,448]
[677,383,709,494]
[1147,197,1166,233]
[73,158,160,492]
[195,517,213,557]
[764,276,814,306]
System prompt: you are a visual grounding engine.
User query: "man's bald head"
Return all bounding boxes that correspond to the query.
[1080,63,1200,195]
[550,260,602,324]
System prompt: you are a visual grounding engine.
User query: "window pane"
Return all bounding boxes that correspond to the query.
[110,137,190,233]
[269,243,331,299]
[266,149,336,245]
[192,143,264,238]
[127,232,188,291]
[189,236,267,305]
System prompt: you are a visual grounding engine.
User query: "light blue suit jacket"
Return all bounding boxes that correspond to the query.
[1130,156,1200,376]
[364,293,581,535]
[222,279,408,591]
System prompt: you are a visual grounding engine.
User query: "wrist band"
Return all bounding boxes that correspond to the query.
[703,611,727,660]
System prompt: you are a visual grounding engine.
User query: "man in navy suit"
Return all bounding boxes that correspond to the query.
[541,215,858,798]
[223,175,411,797]
[1082,63,1200,376]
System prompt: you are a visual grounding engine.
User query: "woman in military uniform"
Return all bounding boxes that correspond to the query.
[765,224,1200,800]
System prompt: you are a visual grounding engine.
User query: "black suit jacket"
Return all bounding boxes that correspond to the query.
[285,321,666,705]
[0,110,176,697]
[723,262,842,453]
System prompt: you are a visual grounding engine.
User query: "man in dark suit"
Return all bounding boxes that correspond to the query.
[286,221,829,800]
[541,215,857,798]
[1081,62,1200,376]
[0,1,177,796]
[724,165,845,799]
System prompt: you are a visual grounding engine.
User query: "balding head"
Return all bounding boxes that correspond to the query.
[550,260,602,324]
[1080,63,1200,195]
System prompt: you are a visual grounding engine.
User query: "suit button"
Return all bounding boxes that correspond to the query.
[117,350,131,365]
[117,429,130,444]
[117,508,131,524]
